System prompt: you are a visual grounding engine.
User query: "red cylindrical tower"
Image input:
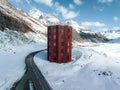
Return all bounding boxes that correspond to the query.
[47,25,72,63]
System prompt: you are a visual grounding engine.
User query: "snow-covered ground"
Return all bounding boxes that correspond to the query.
[0,29,47,90]
[0,29,120,90]
[0,28,120,90]
[34,42,120,90]
[0,43,47,90]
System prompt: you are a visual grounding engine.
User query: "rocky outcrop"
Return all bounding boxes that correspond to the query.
[72,29,109,43]
[0,0,46,33]
[79,31,109,42]
[0,1,33,32]
[0,10,33,32]
[0,0,109,43]
[72,29,83,42]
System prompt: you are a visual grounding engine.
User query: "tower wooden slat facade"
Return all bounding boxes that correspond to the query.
[47,25,72,63]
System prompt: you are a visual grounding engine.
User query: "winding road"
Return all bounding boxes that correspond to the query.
[11,49,52,90]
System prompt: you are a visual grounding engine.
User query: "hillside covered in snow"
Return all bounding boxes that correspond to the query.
[0,0,47,44]
[29,8,109,43]
[29,8,63,26]
[101,30,120,43]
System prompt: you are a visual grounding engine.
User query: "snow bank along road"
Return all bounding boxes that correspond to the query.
[12,49,52,90]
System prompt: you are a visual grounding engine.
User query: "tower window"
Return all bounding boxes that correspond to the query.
[61,42,64,46]
[54,49,56,53]
[68,42,69,46]
[54,28,56,32]
[53,35,56,39]
[48,29,51,33]
[68,36,70,39]
[61,49,64,53]
[54,57,56,62]
[61,28,64,32]
[68,29,70,32]
[67,48,70,53]
[68,56,70,60]
[61,35,64,39]
[61,56,64,62]
[53,42,56,46]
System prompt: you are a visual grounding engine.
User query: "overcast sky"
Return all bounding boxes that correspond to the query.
[8,0,120,31]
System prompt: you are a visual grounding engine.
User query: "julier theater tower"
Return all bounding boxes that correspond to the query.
[47,25,72,63]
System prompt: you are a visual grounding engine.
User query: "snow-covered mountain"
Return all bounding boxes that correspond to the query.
[66,20,89,33]
[101,30,120,39]
[29,8,63,26]
[0,0,109,47]
[29,8,109,43]
[65,20,109,42]
[28,9,92,34]
[101,30,120,43]
[0,0,47,44]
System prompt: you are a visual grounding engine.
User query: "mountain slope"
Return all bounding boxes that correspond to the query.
[66,20,88,33]
[66,20,109,42]
[101,30,120,43]
[29,9,109,43]
[0,0,109,45]
[101,30,120,39]
[0,0,47,43]
[29,8,63,26]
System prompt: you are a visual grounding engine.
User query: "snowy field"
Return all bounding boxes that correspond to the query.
[0,42,47,90]
[0,29,120,90]
[0,29,47,89]
[34,42,120,90]
[0,41,120,90]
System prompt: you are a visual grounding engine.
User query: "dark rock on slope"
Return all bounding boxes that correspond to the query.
[0,0,109,43]
[72,29,109,43]
[0,0,44,33]
[79,31,109,42]
[0,10,33,32]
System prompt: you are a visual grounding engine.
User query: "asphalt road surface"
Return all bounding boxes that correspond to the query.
[11,49,52,90]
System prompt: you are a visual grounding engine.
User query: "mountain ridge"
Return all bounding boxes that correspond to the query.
[28,8,109,42]
[0,0,109,44]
